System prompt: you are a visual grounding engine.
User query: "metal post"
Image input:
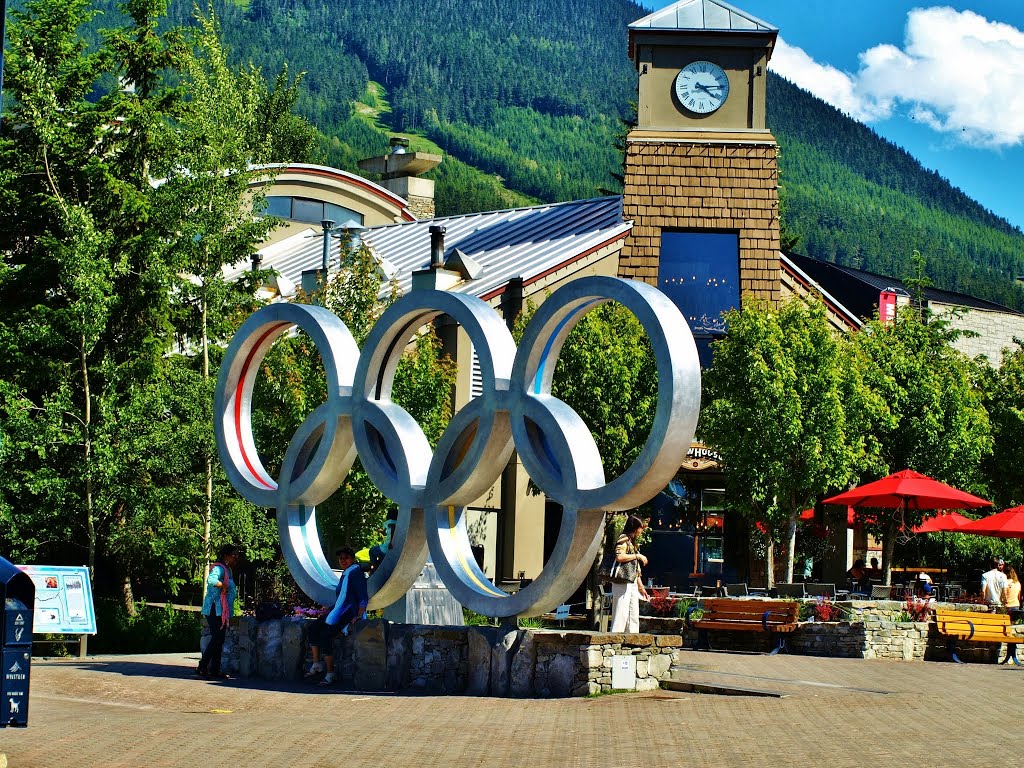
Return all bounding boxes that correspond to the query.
[320,219,335,272]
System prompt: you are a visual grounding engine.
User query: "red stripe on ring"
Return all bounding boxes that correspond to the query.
[234,322,291,489]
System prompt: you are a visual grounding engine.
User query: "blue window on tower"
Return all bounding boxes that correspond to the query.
[658,231,740,367]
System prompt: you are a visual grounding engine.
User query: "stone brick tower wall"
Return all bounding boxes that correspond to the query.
[405,194,436,220]
[618,138,782,305]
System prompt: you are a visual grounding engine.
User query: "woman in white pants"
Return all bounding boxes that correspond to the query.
[611,516,650,632]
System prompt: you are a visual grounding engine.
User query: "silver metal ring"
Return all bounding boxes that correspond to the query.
[215,276,701,615]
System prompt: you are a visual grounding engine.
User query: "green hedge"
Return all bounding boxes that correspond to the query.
[88,599,203,655]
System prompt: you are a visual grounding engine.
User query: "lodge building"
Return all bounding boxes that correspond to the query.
[236,0,1024,594]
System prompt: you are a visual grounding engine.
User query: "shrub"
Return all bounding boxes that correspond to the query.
[90,599,204,654]
[813,597,842,622]
[676,598,703,623]
[902,596,931,622]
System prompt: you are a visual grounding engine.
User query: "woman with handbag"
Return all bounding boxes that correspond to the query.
[610,516,650,632]
[197,544,239,679]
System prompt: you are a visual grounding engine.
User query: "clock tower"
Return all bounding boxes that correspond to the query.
[619,0,782,336]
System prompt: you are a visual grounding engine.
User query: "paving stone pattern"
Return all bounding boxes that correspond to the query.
[3,651,1023,768]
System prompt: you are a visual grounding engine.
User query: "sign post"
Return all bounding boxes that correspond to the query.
[17,566,97,658]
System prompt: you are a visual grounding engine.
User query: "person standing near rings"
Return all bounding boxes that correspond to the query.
[198,544,239,680]
[611,516,650,633]
[1003,565,1021,620]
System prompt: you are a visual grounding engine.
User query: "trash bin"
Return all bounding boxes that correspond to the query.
[1,556,34,727]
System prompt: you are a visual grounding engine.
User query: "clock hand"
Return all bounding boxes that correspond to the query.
[696,83,723,94]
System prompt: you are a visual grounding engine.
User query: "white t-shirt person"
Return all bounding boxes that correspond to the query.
[981,562,1008,604]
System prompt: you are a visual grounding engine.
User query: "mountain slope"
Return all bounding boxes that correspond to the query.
[82,0,1024,309]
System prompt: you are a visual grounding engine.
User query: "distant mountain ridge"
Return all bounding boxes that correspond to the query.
[81,0,1024,309]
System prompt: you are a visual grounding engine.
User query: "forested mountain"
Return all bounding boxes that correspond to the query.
[82,0,1024,309]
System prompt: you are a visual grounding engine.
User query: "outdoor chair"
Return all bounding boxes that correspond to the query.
[805,583,837,600]
[773,583,806,598]
[847,580,870,598]
[724,583,749,597]
[697,584,724,598]
[870,584,895,600]
[942,583,964,601]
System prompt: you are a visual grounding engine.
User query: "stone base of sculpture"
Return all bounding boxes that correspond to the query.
[201,618,680,697]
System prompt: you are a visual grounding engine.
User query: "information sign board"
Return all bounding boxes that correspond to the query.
[17,566,97,635]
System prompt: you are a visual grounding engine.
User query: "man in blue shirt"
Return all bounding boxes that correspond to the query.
[305,547,368,686]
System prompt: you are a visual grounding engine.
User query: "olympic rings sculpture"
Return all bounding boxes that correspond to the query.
[215,276,701,617]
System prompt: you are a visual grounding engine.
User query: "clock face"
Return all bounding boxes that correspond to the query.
[675,61,730,114]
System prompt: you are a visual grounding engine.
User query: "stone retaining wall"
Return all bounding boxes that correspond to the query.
[201,619,679,697]
[639,600,1024,662]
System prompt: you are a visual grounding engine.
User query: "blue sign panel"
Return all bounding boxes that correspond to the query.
[3,598,31,646]
[18,566,97,635]
[2,648,31,727]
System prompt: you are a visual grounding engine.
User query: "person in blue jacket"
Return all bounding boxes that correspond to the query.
[368,519,396,573]
[197,544,239,679]
[305,547,368,686]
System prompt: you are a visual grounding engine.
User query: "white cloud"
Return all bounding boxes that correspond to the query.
[769,7,1024,148]
[770,38,887,122]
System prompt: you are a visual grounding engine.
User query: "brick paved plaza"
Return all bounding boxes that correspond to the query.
[2,650,1021,767]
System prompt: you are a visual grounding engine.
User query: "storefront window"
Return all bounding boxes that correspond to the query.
[658,231,740,368]
[699,490,725,572]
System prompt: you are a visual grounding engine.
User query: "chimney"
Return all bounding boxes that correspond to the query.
[358,137,442,220]
[429,225,446,268]
[500,277,525,331]
[412,225,461,292]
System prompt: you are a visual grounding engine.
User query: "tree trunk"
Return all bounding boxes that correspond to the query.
[881,520,897,586]
[765,539,776,588]
[121,574,136,617]
[784,514,797,583]
[201,291,213,574]
[80,333,97,578]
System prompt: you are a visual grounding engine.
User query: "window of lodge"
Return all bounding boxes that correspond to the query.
[263,196,364,227]
[658,231,740,367]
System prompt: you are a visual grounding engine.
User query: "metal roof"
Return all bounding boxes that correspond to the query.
[780,252,862,329]
[237,196,631,301]
[785,251,1022,316]
[629,0,777,32]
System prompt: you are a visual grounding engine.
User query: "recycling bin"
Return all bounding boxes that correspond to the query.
[1,556,34,727]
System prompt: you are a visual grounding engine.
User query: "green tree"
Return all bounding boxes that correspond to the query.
[700,298,864,585]
[546,301,659,479]
[851,306,992,583]
[158,5,282,566]
[0,0,316,609]
[0,0,167,588]
[984,342,1024,507]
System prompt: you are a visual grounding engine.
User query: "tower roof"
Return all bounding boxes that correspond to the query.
[629,0,776,33]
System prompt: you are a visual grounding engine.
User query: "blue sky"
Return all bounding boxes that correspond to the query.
[646,1,1024,231]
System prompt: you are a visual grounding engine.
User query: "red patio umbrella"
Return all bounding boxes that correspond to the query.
[823,470,990,582]
[912,511,974,534]
[958,505,1024,537]
[800,507,869,527]
[823,469,991,511]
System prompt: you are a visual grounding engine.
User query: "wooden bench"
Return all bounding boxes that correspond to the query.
[686,598,800,655]
[934,608,1022,665]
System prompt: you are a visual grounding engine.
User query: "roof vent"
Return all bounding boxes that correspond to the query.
[444,248,483,280]
[429,225,446,268]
